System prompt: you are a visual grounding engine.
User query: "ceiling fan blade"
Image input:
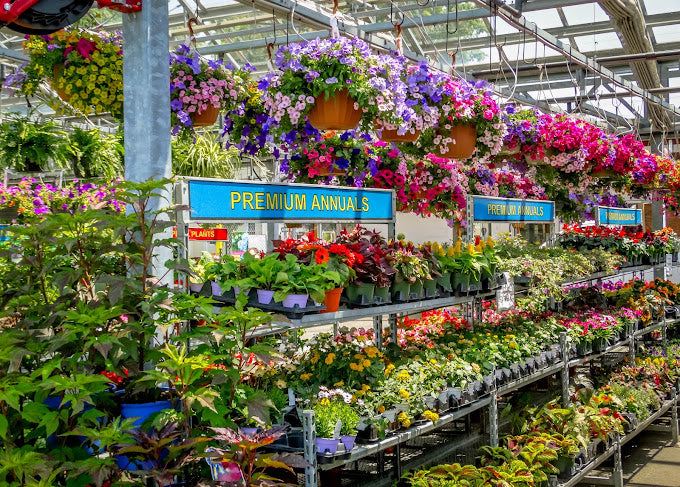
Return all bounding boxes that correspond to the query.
[5,0,94,35]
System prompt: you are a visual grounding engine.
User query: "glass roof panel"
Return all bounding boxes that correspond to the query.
[643,0,680,15]
[652,25,680,44]
[561,3,609,25]
[522,9,563,29]
[490,18,517,36]
[573,32,622,52]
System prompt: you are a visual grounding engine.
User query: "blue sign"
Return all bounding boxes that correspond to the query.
[187,179,394,222]
[0,225,9,242]
[597,206,642,226]
[472,196,555,223]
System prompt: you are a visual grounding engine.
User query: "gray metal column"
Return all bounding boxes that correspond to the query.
[373,315,383,351]
[122,0,172,281]
[302,410,318,487]
[560,333,570,408]
[649,132,666,280]
[613,435,624,487]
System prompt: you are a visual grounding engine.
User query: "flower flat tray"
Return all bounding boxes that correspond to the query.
[210,293,326,319]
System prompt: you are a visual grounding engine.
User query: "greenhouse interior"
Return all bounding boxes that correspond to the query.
[4,0,680,486]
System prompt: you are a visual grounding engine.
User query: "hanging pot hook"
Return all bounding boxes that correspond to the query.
[394,20,403,56]
[187,17,198,48]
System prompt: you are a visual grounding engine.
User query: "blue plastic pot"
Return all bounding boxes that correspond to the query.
[120,400,172,428]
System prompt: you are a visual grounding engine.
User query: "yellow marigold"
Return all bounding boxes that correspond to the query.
[300,373,313,380]
[385,363,395,376]
[397,412,407,421]
[362,359,371,367]
[325,353,335,365]
[365,347,378,358]
[378,405,386,413]
[334,381,344,387]
[402,418,411,427]
[423,410,439,422]
[398,389,409,400]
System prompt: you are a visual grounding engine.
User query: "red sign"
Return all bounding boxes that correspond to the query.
[188,228,228,241]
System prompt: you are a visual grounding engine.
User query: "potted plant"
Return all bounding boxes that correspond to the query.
[208,254,254,299]
[272,254,341,308]
[245,252,290,305]
[0,114,69,173]
[170,44,251,135]
[188,251,216,293]
[261,36,381,142]
[4,27,124,120]
[66,127,123,179]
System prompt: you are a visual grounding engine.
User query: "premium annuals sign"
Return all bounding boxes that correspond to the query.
[187,179,394,222]
[597,206,642,226]
[472,196,555,223]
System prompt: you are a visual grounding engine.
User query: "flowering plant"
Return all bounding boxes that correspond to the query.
[222,77,272,156]
[282,130,378,185]
[408,77,505,162]
[0,178,121,220]
[170,45,252,135]
[335,225,396,287]
[500,106,543,155]
[261,36,380,145]
[5,28,123,119]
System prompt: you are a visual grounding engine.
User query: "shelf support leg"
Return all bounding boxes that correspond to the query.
[672,396,678,445]
[613,435,624,487]
[393,442,402,479]
[373,315,383,351]
[489,376,499,447]
[560,332,570,408]
[389,313,398,346]
[332,321,339,338]
[302,410,318,487]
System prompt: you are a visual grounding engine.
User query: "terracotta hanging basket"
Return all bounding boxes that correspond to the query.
[192,105,220,127]
[307,88,362,131]
[412,190,428,199]
[317,166,347,177]
[375,121,421,143]
[51,64,70,102]
[440,124,477,159]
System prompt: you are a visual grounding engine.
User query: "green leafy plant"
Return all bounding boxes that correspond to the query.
[66,127,123,179]
[0,114,69,173]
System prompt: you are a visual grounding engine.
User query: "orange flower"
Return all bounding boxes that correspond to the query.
[315,247,330,264]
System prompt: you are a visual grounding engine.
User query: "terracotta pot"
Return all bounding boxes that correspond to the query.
[320,287,343,313]
[375,121,421,143]
[192,105,220,127]
[317,166,347,177]
[307,89,362,131]
[51,64,69,101]
[412,190,427,199]
[440,124,477,159]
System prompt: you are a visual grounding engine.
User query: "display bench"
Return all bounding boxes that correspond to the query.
[295,318,680,487]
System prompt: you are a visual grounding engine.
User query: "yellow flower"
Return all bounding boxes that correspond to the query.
[354,354,365,360]
[385,363,395,376]
[397,412,407,421]
[402,418,411,427]
[398,389,410,400]
[334,381,344,387]
[365,347,378,358]
[361,384,370,392]
[378,405,386,413]
[396,370,411,381]
[423,410,439,422]
[325,353,335,365]
[275,379,286,388]
[310,352,320,365]
[300,373,313,380]
[362,359,371,367]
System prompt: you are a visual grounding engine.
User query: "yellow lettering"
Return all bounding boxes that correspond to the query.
[347,197,355,211]
[311,195,321,211]
[284,194,294,211]
[538,207,544,216]
[243,192,254,210]
[321,195,330,211]
[266,193,278,210]
[295,194,306,210]
[255,193,264,210]
[339,197,346,211]
[330,196,338,211]
[362,196,369,212]
[231,192,241,210]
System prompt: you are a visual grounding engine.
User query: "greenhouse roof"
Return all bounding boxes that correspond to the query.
[0,0,679,137]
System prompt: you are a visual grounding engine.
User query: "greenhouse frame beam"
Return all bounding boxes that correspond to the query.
[470,0,680,123]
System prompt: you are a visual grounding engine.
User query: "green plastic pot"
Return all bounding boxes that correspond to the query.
[391,280,411,302]
[409,279,424,300]
[435,272,452,293]
[452,273,470,295]
[423,278,438,298]
[373,285,390,305]
[346,282,375,305]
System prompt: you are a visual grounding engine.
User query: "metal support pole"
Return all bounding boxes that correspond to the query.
[122,0,172,283]
[489,376,499,447]
[302,410,318,487]
[332,321,339,337]
[664,318,669,358]
[672,396,679,445]
[389,313,398,345]
[560,333,571,408]
[629,327,636,363]
[612,434,624,487]
[373,315,383,351]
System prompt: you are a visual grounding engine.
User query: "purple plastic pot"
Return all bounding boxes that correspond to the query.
[211,281,222,296]
[189,281,204,293]
[257,289,274,304]
[340,435,356,451]
[315,437,339,454]
[282,293,309,308]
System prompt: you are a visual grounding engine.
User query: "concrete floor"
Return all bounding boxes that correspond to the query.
[587,428,680,487]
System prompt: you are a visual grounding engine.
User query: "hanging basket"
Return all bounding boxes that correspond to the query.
[307,88,362,131]
[51,64,70,102]
[440,124,477,159]
[375,121,421,143]
[192,105,220,127]
[317,166,347,177]
[524,154,544,166]
[591,168,618,179]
